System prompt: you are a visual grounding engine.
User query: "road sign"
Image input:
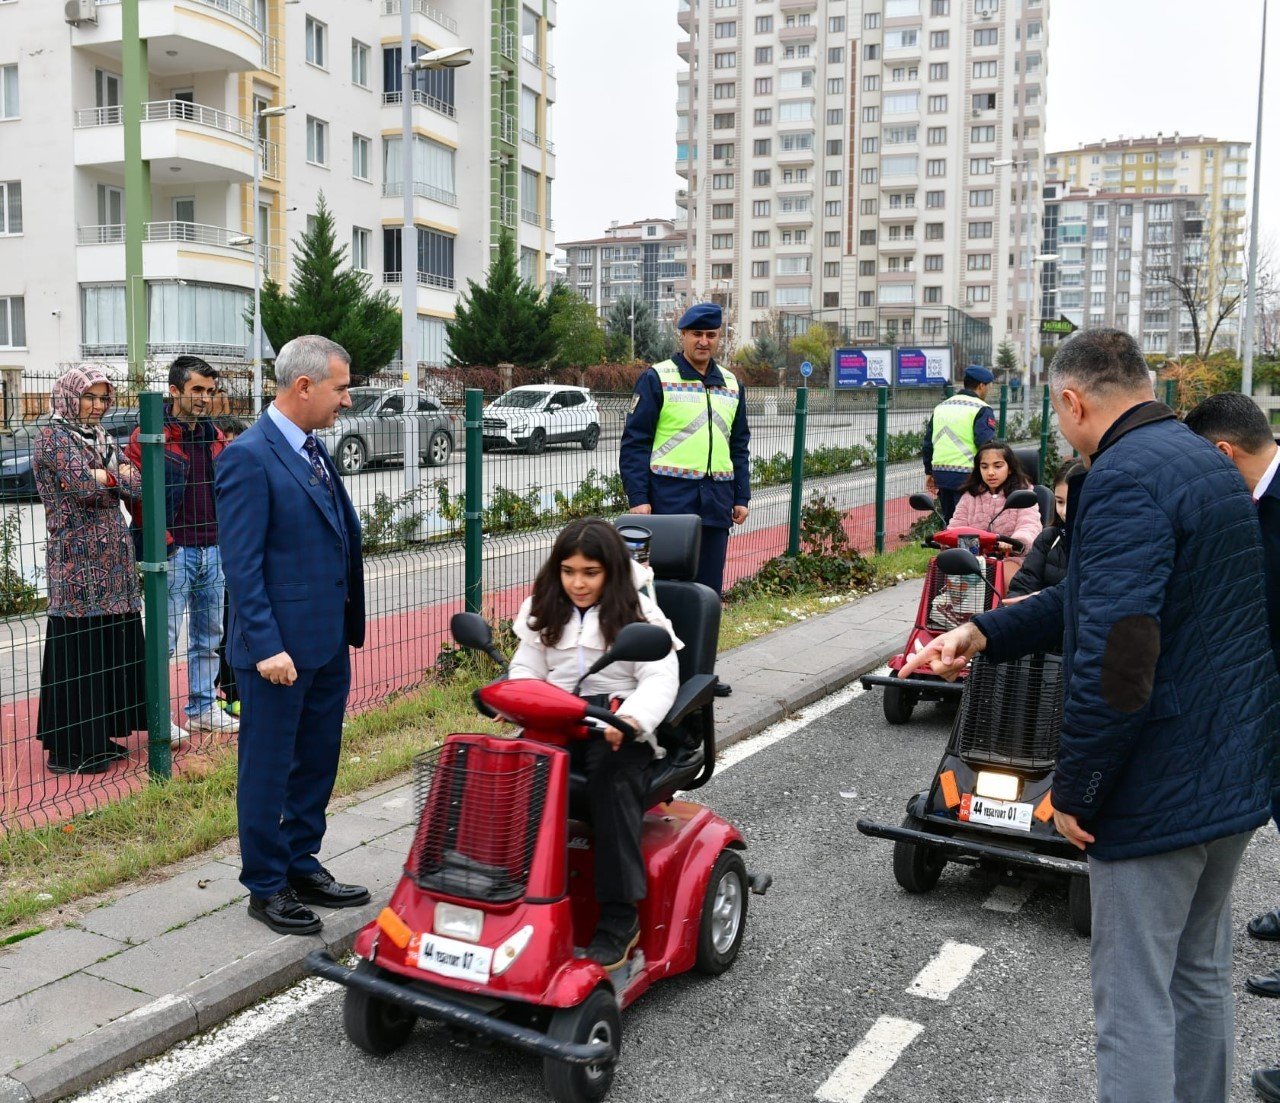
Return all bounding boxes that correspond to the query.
[1040,315,1078,336]
[799,360,813,377]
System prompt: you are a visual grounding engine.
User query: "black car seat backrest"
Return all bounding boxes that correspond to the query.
[1012,445,1057,525]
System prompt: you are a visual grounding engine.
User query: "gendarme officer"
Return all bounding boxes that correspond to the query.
[620,302,751,604]
[921,364,997,522]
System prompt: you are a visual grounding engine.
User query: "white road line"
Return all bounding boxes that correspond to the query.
[714,678,869,775]
[814,1016,925,1103]
[68,977,340,1103]
[905,940,986,1001]
[983,880,1037,913]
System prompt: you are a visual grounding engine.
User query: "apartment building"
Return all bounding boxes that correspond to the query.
[677,0,1048,367]
[558,217,689,326]
[1046,134,1249,350]
[0,0,556,393]
[1042,185,1214,358]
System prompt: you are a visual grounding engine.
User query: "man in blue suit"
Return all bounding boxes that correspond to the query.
[215,335,368,935]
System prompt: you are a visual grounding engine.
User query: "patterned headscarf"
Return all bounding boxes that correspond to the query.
[50,364,117,469]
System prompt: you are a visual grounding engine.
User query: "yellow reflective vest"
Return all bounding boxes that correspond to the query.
[930,392,986,476]
[649,360,740,481]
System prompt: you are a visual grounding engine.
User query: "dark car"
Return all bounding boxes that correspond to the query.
[0,410,138,501]
[314,388,458,476]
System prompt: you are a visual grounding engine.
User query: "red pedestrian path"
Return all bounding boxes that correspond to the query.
[0,495,918,833]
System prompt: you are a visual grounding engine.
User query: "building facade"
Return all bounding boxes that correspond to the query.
[0,0,556,394]
[677,0,1048,371]
[558,217,689,327]
[1046,134,1249,353]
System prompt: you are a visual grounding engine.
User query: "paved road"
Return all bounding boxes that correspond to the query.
[70,684,1280,1102]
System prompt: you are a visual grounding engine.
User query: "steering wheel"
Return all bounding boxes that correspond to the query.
[582,704,640,742]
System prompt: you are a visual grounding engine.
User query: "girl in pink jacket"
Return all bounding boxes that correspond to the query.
[950,441,1043,561]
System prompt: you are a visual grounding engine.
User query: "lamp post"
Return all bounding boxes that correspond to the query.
[399,38,472,497]
[251,103,293,415]
[1242,0,1268,396]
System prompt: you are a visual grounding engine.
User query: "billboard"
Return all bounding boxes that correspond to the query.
[894,346,953,387]
[832,347,893,388]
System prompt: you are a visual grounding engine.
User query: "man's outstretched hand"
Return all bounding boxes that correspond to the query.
[897,622,989,680]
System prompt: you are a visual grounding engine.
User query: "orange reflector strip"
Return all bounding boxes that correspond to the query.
[377,907,413,950]
[939,770,960,809]
[1034,792,1055,823]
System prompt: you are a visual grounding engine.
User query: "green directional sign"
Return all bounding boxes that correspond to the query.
[1040,315,1078,336]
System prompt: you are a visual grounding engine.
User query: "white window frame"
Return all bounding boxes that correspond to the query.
[351,227,370,272]
[352,133,370,181]
[0,180,20,234]
[306,116,329,167]
[305,16,328,70]
[351,40,370,89]
[0,295,26,348]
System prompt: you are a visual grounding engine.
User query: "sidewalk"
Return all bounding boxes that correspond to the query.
[0,580,921,1103]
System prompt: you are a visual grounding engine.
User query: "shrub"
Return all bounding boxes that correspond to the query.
[0,510,42,618]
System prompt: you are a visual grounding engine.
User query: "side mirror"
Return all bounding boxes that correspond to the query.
[606,622,672,664]
[936,547,984,577]
[1004,489,1038,510]
[909,492,937,513]
[450,612,494,652]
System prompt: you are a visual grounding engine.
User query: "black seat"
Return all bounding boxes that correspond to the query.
[1012,445,1057,526]
[566,514,722,817]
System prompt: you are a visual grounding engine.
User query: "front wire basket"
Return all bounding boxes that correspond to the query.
[952,652,1064,772]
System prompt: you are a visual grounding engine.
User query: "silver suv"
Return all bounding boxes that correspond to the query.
[317,387,457,475]
[481,385,601,455]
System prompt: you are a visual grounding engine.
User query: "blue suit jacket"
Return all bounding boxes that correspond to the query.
[214,412,365,670]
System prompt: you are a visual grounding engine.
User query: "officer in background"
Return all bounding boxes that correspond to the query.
[921,365,998,522]
[620,302,750,696]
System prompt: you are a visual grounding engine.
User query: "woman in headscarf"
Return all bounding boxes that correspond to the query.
[34,366,146,774]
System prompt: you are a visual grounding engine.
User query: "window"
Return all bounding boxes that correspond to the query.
[926,158,946,176]
[711,233,733,249]
[859,291,875,307]
[925,190,944,208]
[753,77,772,95]
[973,61,997,79]
[823,261,840,279]
[351,134,370,180]
[754,47,772,65]
[974,27,998,46]
[305,16,327,68]
[885,29,918,50]
[824,200,842,216]
[928,63,948,80]
[860,168,878,184]
[862,137,879,154]
[750,291,769,308]
[712,173,734,189]
[970,125,996,144]
[931,0,951,11]
[969,157,993,175]
[969,188,993,207]
[714,112,735,129]
[829,15,845,31]
[0,295,25,347]
[751,261,769,277]
[864,13,881,29]
[925,223,944,240]
[752,169,771,186]
[712,202,735,218]
[713,142,734,160]
[755,15,773,32]
[966,285,991,304]
[751,199,770,216]
[826,108,844,126]
[927,95,948,113]
[713,52,737,69]
[754,108,773,125]
[864,44,880,60]
[929,30,950,48]
[0,181,19,234]
[973,93,996,111]
[884,92,919,115]
[751,230,770,247]
[753,138,772,156]
[967,253,992,270]
[863,76,880,92]
[925,254,944,271]
[827,78,844,94]
[351,40,370,88]
[824,231,840,247]
[382,134,456,203]
[828,47,844,64]
[826,139,843,156]
[351,227,369,271]
[927,127,947,145]
[0,64,16,118]
[968,220,993,238]
[827,170,843,187]
[306,116,328,166]
[924,287,942,303]
[715,82,737,99]
[711,263,733,279]
[780,102,813,123]
[860,229,877,246]
[715,20,736,38]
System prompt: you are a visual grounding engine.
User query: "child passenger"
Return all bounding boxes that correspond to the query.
[950,441,1043,562]
[508,518,681,969]
[1007,459,1084,599]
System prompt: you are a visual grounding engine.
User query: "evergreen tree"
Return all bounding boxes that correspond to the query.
[545,284,605,369]
[995,339,1019,382]
[605,295,661,361]
[446,232,555,367]
[257,193,401,379]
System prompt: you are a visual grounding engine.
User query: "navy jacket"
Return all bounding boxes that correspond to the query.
[921,388,997,491]
[973,403,1280,860]
[619,354,751,529]
[214,412,365,670]
[1258,473,1280,670]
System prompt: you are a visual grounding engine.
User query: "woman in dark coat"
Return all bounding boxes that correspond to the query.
[1007,460,1084,598]
[34,365,146,774]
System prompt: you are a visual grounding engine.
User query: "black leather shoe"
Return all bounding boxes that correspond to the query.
[1249,908,1280,940]
[247,888,322,935]
[1246,968,1280,998]
[714,682,733,698]
[287,867,371,909]
[47,755,112,775]
[1253,1068,1280,1102]
[585,920,640,971]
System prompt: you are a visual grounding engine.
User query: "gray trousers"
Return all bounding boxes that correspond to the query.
[1089,830,1253,1103]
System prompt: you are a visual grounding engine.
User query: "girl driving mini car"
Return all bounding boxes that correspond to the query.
[508,518,682,969]
[950,441,1043,567]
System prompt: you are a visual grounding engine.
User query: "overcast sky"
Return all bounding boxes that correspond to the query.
[553,0,1278,247]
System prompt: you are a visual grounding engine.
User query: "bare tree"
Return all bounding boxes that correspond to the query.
[1253,233,1280,358]
[1156,219,1245,359]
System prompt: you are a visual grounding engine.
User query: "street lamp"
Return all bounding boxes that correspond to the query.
[398,24,473,498]
[994,157,1037,412]
[251,102,293,415]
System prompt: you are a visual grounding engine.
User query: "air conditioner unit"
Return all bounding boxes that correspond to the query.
[979,10,993,19]
[65,0,97,25]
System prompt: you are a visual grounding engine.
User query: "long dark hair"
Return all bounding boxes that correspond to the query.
[528,518,643,647]
[961,440,1030,498]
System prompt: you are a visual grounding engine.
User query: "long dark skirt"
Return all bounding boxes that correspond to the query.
[37,613,148,765]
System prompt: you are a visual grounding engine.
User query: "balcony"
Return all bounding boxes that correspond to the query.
[382,269,457,292]
[780,0,819,9]
[499,26,517,62]
[381,180,459,208]
[497,111,518,146]
[777,145,815,166]
[779,24,818,42]
[381,89,457,122]
[776,206,814,226]
[379,0,458,35]
[76,221,256,287]
[73,99,258,183]
[677,3,692,30]
[676,37,692,62]
[76,0,263,75]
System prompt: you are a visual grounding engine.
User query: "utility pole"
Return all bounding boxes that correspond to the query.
[122,0,150,388]
[1242,0,1268,396]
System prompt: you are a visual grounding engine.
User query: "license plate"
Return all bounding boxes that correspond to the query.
[416,933,494,984]
[959,793,1033,832]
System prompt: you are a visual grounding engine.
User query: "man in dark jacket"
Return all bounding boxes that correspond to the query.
[901,328,1280,1103]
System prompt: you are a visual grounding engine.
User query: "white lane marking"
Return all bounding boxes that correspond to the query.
[69,977,340,1103]
[714,678,869,775]
[814,1016,925,1103]
[905,940,986,1002]
[983,880,1037,913]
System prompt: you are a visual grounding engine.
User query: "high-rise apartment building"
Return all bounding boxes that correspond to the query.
[677,0,1048,368]
[1046,134,1249,350]
[0,0,556,393]
[559,217,689,325]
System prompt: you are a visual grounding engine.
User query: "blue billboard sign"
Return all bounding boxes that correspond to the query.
[894,346,953,387]
[832,347,892,388]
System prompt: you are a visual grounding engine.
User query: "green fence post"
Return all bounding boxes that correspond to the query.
[997,383,1008,438]
[139,393,171,780]
[1163,378,1177,410]
[1039,384,1052,485]
[875,387,888,554]
[464,388,483,614]
[786,384,808,557]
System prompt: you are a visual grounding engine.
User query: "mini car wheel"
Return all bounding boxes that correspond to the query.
[883,683,918,725]
[337,436,367,476]
[581,424,600,451]
[342,961,415,1056]
[543,987,620,1103]
[1068,875,1092,937]
[892,816,946,893]
[695,849,748,975]
[525,428,547,456]
[423,430,452,467]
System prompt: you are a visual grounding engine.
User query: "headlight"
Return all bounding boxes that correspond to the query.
[433,901,484,943]
[974,771,1020,802]
[490,925,534,977]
